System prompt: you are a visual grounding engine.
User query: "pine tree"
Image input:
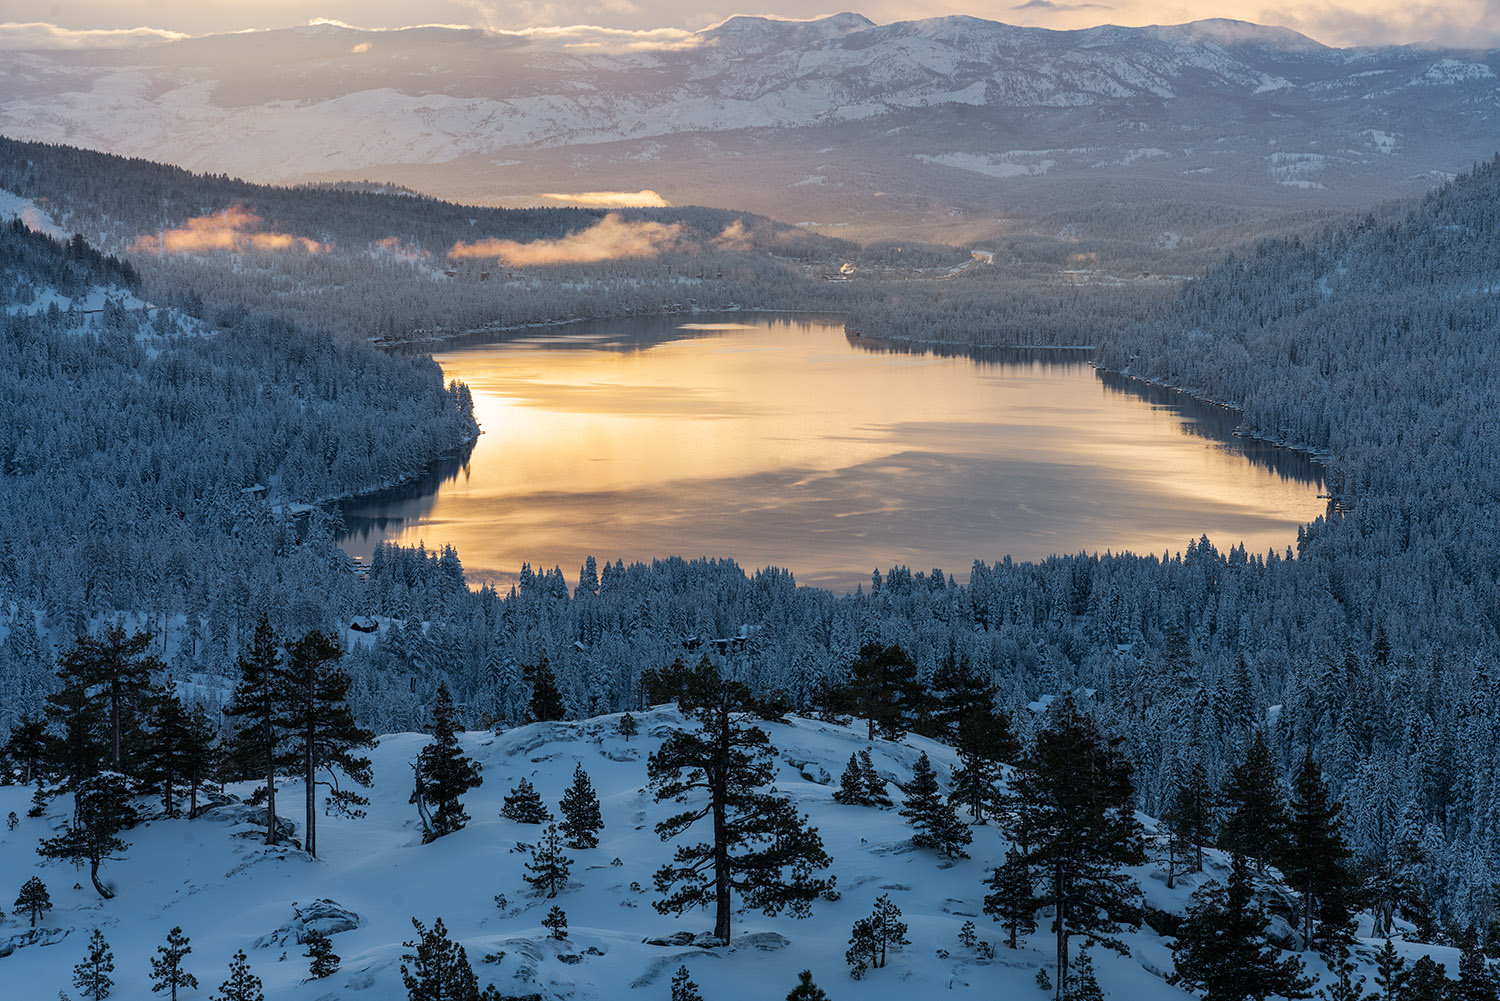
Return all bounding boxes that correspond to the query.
[1402,957,1450,1001]
[411,681,482,842]
[1011,695,1144,1000]
[846,894,908,979]
[224,617,284,847]
[840,643,923,741]
[1219,731,1290,878]
[859,749,890,806]
[618,712,638,741]
[1163,762,1213,874]
[149,926,197,1001]
[15,876,51,926]
[985,846,1039,949]
[931,656,1017,823]
[786,969,829,1001]
[670,965,703,1001]
[899,751,971,859]
[1282,750,1356,952]
[648,660,832,944]
[1453,932,1499,1001]
[73,929,115,1001]
[304,928,340,980]
[1,713,46,786]
[37,770,133,898]
[558,763,604,849]
[401,917,484,1000]
[526,654,566,723]
[143,687,195,818]
[542,905,568,940]
[1067,945,1105,1001]
[276,630,375,859]
[212,949,264,1001]
[1169,853,1312,1001]
[55,627,161,776]
[1320,960,1368,1001]
[832,753,868,805]
[1372,939,1405,1001]
[524,823,574,898]
[500,778,552,824]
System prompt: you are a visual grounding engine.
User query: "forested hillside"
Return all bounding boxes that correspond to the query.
[5,144,1500,965]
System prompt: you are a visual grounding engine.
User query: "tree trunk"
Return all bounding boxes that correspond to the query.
[305,718,316,858]
[265,718,277,846]
[110,677,122,772]
[1055,862,1067,1001]
[89,856,114,899]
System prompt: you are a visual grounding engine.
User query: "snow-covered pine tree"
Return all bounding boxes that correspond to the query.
[73,929,114,1001]
[618,712,638,741]
[899,751,971,859]
[212,950,264,1001]
[524,824,574,898]
[149,926,197,1001]
[860,749,891,806]
[558,763,603,849]
[304,928,340,980]
[14,876,51,926]
[412,681,482,842]
[500,778,552,824]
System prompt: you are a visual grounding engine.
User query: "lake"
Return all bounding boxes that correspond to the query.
[339,314,1326,592]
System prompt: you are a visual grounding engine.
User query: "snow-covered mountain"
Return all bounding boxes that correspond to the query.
[2,13,1497,239]
[0,707,1460,1000]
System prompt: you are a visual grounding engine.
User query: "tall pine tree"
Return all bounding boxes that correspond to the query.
[149,926,197,1001]
[223,617,284,846]
[276,630,374,859]
[1219,731,1290,878]
[1281,750,1356,952]
[899,751,972,859]
[648,660,831,944]
[558,763,603,849]
[1011,695,1144,1000]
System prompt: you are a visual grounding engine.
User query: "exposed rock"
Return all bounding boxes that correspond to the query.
[0,926,70,958]
[254,899,364,948]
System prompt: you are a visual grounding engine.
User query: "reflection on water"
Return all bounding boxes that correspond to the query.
[340,314,1325,592]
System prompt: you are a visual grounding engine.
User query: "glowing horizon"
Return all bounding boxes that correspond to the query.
[1,2,1497,51]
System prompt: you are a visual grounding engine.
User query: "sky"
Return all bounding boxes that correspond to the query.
[2,0,1498,48]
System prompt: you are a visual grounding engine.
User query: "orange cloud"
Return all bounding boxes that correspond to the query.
[538,189,669,208]
[131,207,323,255]
[370,236,429,262]
[449,214,683,266]
[712,219,753,252]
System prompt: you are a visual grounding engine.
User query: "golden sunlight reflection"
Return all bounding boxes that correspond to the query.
[339,316,1326,591]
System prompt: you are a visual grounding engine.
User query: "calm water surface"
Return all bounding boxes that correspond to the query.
[341,314,1325,591]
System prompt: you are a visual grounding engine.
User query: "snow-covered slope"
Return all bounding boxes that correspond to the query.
[0,708,1459,999]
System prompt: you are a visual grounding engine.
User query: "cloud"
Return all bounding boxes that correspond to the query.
[131,207,323,255]
[538,189,669,208]
[0,22,187,49]
[448,213,683,265]
[712,219,754,251]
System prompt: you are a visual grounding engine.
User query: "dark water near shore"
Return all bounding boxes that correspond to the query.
[340,314,1325,592]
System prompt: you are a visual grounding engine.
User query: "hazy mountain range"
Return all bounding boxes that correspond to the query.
[2,12,1498,240]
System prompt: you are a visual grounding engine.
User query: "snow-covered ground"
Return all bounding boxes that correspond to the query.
[0,708,1460,999]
